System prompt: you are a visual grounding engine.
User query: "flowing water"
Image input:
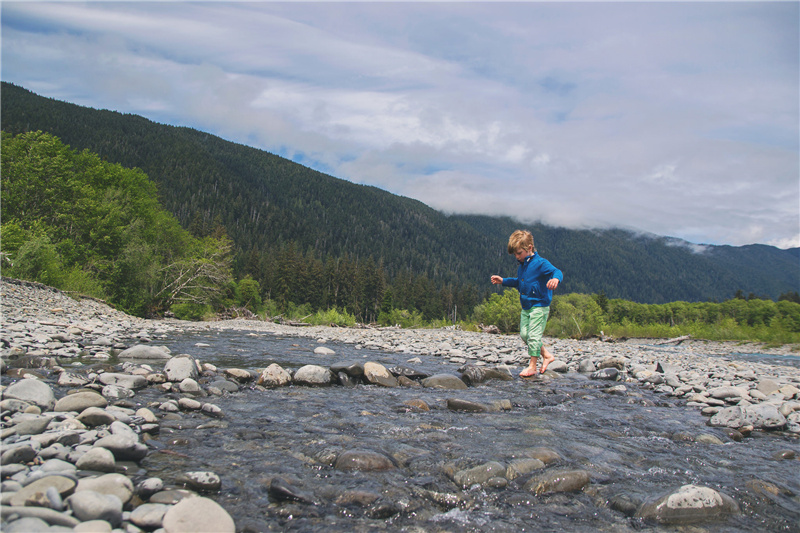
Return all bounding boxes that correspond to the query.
[134,329,799,532]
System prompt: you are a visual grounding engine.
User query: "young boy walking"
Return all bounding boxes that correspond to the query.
[491,230,563,377]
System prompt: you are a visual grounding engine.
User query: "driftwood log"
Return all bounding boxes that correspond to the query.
[654,335,691,345]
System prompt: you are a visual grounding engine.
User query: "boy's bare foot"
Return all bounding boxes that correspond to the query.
[519,366,538,378]
[540,353,555,374]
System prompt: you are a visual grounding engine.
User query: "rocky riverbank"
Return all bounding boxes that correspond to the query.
[2,277,799,532]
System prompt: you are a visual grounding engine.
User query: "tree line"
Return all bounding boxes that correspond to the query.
[3,130,799,346]
[3,81,798,307]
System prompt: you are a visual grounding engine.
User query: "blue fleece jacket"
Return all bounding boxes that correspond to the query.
[502,253,563,310]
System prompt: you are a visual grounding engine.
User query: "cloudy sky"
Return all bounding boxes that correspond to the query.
[2,1,798,249]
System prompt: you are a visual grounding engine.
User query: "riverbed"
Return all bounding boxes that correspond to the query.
[129,327,800,532]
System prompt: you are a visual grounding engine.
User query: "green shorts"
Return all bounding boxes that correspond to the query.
[520,306,550,358]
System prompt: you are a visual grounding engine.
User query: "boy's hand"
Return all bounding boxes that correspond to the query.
[490,275,503,285]
[546,278,560,290]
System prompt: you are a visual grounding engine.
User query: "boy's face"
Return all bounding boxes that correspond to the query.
[513,245,533,262]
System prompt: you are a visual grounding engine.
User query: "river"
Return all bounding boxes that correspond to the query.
[128,328,800,532]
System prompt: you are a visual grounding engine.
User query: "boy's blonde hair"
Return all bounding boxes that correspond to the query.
[508,230,535,254]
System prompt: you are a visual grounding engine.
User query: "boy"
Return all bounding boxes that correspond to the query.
[491,230,563,377]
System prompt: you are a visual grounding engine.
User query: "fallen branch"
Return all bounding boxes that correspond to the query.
[655,335,691,345]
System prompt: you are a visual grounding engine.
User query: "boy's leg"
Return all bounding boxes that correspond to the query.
[519,308,539,377]
[526,307,551,375]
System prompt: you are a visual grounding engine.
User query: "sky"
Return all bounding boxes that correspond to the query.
[2,1,799,249]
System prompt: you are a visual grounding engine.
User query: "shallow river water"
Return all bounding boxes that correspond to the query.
[135,329,799,532]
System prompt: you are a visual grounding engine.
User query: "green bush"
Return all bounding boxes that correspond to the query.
[547,293,604,339]
[309,308,356,327]
[472,289,521,333]
[171,302,214,321]
[9,235,65,287]
[378,308,424,328]
[235,276,262,312]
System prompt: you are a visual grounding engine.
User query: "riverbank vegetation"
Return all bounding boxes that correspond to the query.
[2,130,798,347]
[474,289,800,346]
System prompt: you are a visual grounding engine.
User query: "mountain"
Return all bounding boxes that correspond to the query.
[2,81,798,305]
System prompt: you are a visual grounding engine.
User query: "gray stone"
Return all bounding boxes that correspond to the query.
[161,496,235,533]
[363,362,399,387]
[117,345,171,360]
[258,363,292,387]
[636,484,739,524]
[54,391,107,413]
[525,469,591,495]
[77,407,116,427]
[76,473,134,505]
[75,447,116,473]
[421,374,468,390]
[67,490,123,526]
[335,449,396,472]
[129,502,169,529]
[3,379,55,411]
[164,355,199,382]
[98,372,146,390]
[293,364,333,386]
[454,461,506,488]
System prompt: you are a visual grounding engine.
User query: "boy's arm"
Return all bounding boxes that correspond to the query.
[544,261,563,290]
[491,275,518,287]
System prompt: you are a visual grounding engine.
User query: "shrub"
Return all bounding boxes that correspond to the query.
[378,308,424,328]
[171,302,213,321]
[472,289,521,333]
[309,308,356,327]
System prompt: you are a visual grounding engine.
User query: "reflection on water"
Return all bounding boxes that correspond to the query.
[137,330,800,532]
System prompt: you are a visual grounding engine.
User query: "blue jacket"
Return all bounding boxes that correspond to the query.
[502,253,563,310]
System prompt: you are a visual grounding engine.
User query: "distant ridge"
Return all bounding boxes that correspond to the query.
[2,81,798,303]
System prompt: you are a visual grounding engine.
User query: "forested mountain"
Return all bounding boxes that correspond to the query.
[2,81,798,313]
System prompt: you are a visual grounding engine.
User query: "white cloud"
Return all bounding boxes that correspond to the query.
[2,1,797,248]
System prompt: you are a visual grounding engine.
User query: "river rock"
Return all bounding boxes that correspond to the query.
[129,502,170,529]
[453,461,506,488]
[161,496,236,533]
[75,447,116,473]
[76,473,135,505]
[331,361,365,378]
[421,374,468,390]
[708,386,747,400]
[7,475,77,507]
[293,364,333,386]
[363,362,399,387]
[314,346,335,355]
[98,372,147,390]
[459,364,486,385]
[117,344,171,360]
[58,372,89,387]
[176,471,222,492]
[93,428,147,462]
[257,363,292,387]
[223,368,254,383]
[334,449,396,472]
[446,398,489,412]
[268,477,317,504]
[1,442,39,465]
[3,379,56,411]
[591,368,620,381]
[54,391,108,413]
[525,469,591,495]
[0,506,80,528]
[7,414,51,436]
[164,355,199,382]
[76,406,116,427]
[67,490,123,526]
[636,484,739,524]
